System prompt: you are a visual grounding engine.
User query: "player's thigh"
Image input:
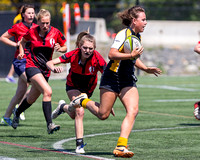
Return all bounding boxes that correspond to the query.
[119,86,139,112]
[99,89,117,115]
[26,85,41,104]
[67,89,82,101]
[30,73,52,95]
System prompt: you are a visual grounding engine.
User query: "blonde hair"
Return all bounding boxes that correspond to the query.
[118,6,145,26]
[76,30,96,49]
[36,9,51,21]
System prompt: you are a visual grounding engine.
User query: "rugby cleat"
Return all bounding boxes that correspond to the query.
[47,123,60,134]
[12,110,20,129]
[113,146,134,158]
[5,76,16,83]
[194,101,200,120]
[51,100,66,119]
[75,143,87,154]
[68,93,88,110]
[1,116,12,126]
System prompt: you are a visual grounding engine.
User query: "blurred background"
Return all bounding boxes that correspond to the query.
[1,0,200,77]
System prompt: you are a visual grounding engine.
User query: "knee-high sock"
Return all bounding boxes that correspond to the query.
[16,98,32,117]
[42,101,52,126]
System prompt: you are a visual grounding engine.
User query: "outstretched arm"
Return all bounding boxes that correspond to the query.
[54,43,67,53]
[46,57,63,73]
[135,58,162,76]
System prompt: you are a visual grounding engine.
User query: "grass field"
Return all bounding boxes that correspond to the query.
[1,75,200,160]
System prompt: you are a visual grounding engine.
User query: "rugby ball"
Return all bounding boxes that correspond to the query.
[124,35,142,59]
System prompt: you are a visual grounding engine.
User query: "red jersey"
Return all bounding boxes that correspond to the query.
[59,48,107,94]
[24,26,66,77]
[8,22,37,58]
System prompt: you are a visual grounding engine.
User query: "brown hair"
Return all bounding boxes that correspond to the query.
[76,31,96,49]
[117,6,145,26]
[21,4,35,22]
[36,9,51,21]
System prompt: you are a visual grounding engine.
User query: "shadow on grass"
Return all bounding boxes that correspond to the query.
[52,149,113,156]
[179,123,200,126]
[0,135,40,138]
[27,148,113,156]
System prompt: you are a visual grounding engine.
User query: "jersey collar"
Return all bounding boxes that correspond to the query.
[128,26,141,40]
[22,21,32,29]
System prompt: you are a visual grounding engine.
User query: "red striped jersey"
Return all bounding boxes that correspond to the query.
[24,26,66,77]
[59,48,106,94]
[8,22,38,58]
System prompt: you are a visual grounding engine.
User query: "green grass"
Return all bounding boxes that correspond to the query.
[1,75,200,159]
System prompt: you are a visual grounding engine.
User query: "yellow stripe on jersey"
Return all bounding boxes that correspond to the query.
[109,28,132,72]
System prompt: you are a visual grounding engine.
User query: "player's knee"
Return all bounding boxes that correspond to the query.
[98,112,109,120]
[75,108,85,118]
[43,89,52,98]
[130,106,139,117]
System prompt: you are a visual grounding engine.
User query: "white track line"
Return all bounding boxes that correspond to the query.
[138,84,199,92]
[0,157,17,160]
[154,99,200,102]
[53,126,199,159]
[53,83,198,159]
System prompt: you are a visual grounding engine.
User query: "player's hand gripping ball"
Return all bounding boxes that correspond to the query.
[124,35,142,60]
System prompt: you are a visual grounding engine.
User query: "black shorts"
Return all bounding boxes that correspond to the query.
[66,84,93,98]
[26,67,49,82]
[99,71,137,94]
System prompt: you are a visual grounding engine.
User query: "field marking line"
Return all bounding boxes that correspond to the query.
[139,110,194,119]
[0,156,17,160]
[153,99,199,102]
[0,141,114,160]
[53,125,199,159]
[138,84,199,92]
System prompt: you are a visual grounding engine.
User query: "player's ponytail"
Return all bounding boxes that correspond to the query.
[76,28,96,49]
[118,6,145,26]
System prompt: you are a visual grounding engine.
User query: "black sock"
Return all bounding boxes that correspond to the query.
[42,101,52,126]
[16,98,32,117]
[76,138,84,147]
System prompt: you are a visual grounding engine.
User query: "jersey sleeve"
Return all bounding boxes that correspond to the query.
[59,49,75,63]
[110,29,127,50]
[94,50,107,73]
[7,24,18,37]
[56,29,66,46]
